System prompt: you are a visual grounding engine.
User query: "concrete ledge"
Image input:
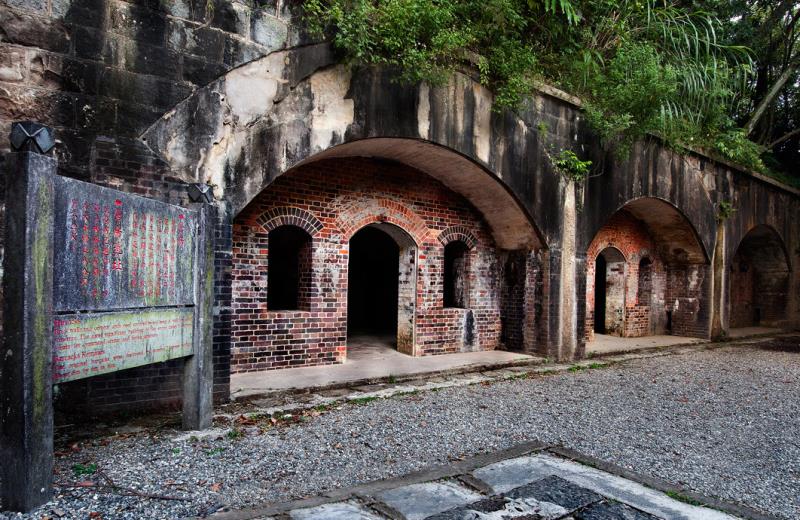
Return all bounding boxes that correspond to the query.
[548,446,782,520]
[230,351,545,402]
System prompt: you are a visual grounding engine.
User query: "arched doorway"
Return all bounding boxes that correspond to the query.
[347,223,417,354]
[585,197,710,351]
[593,247,626,336]
[729,226,791,330]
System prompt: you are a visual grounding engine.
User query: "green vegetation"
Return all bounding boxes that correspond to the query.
[553,149,592,181]
[205,447,226,456]
[72,463,98,477]
[568,362,608,372]
[349,396,380,405]
[717,200,737,221]
[305,0,800,187]
[666,490,704,506]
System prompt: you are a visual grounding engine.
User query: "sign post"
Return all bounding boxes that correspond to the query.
[183,202,215,430]
[0,123,56,511]
[0,122,215,512]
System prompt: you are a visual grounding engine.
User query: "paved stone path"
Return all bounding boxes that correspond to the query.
[209,446,739,520]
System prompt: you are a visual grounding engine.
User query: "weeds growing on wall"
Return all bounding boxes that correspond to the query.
[305,0,797,186]
[552,149,592,182]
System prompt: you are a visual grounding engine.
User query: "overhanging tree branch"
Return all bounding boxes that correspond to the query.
[744,59,799,137]
[768,127,800,149]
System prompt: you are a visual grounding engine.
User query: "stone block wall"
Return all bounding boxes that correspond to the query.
[0,0,305,416]
[230,157,507,372]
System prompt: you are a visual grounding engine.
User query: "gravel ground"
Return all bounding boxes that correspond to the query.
[2,339,799,520]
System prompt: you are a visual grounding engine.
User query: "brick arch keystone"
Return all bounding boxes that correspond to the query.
[256,206,323,236]
[334,197,428,245]
[437,226,478,249]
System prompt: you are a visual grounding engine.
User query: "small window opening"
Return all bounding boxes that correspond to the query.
[268,225,311,311]
[638,257,652,304]
[444,241,469,308]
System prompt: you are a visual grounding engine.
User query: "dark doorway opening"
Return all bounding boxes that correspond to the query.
[594,254,607,334]
[348,226,400,339]
[730,225,791,328]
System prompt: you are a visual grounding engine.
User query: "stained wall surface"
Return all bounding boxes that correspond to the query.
[0,0,798,417]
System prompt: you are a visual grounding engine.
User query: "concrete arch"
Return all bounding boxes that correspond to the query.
[141,48,547,250]
[728,224,792,329]
[582,146,718,260]
[729,224,792,271]
[589,197,710,265]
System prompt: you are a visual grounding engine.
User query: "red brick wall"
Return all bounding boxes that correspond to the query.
[585,210,666,340]
[231,157,504,372]
[665,265,710,337]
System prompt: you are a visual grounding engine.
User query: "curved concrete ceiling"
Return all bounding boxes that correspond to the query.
[735,225,791,271]
[621,198,709,264]
[293,138,543,250]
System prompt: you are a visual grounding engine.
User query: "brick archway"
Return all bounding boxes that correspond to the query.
[256,206,324,236]
[438,226,478,249]
[729,225,792,328]
[347,222,419,355]
[230,156,515,372]
[333,196,429,246]
[585,197,710,343]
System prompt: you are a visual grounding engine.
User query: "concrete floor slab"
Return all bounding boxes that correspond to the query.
[375,481,483,520]
[289,501,382,520]
[231,336,538,399]
[472,454,736,520]
[587,334,704,355]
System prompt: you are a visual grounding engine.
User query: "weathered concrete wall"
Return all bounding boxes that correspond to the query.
[1,0,798,417]
[0,0,307,417]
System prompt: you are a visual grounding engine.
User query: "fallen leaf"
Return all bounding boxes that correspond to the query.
[210,482,222,492]
[236,414,257,425]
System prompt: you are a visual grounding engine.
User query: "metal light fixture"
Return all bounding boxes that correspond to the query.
[187,183,215,203]
[9,121,55,154]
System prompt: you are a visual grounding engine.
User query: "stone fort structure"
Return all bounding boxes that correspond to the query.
[0,0,798,416]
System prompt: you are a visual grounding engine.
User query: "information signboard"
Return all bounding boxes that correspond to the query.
[1,124,214,513]
[53,309,194,383]
[53,178,196,311]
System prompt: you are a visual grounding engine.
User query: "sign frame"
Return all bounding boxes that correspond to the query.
[0,124,215,512]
